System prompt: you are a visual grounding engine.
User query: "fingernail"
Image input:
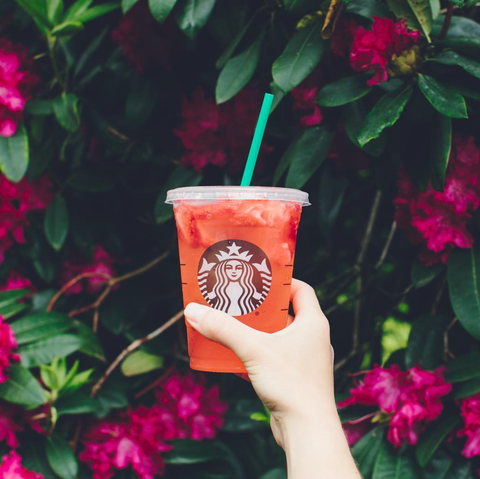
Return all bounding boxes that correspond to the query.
[184,303,210,326]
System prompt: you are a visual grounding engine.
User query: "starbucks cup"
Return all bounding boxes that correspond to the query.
[166,186,310,373]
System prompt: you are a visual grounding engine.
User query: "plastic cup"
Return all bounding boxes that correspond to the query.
[166,186,310,373]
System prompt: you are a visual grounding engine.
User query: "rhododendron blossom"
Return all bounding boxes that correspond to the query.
[330,18,357,57]
[290,69,324,127]
[395,134,480,265]
[175,88,274,173]
[0,451,43,479]
[0,270,32,292]
[0,39,38,137]
[350,17,420,85]
[155,372,228,440]
[0,404,21,448]
[0,175,52,264]
[0,315,20,384]
[458,393,480,459]
[338,365,451,447]
[58,245,117,295]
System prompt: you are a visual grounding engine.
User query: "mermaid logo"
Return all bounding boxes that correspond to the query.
[197,240,272,316]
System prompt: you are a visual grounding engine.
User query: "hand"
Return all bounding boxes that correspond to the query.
[184,279,335,448]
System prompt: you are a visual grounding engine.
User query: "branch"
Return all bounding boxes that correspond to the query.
[357,190,382,266]
[439,2,454,40]
[431,273,447,315]
[375,222,396,270]
[90,310,184,397]
[444,317,457,359]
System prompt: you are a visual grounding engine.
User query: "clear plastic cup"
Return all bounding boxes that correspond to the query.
[166,186,310,373]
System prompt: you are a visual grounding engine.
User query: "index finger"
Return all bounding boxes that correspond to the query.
[290,279,323,317]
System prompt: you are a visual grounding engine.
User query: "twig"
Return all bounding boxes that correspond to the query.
[440,2,454,40]
[134,365,177,399]
[431,273,447,315]
[444,317,458,359]
[90,310,184,397]
[112,253,169,284]
[375,222,397,270]
[357,190,382,266]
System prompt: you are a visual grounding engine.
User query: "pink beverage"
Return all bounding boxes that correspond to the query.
[166,187,310,373]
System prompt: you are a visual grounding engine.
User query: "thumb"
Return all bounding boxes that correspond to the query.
[184,303,262,362]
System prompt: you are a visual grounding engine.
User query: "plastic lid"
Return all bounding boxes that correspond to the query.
[165,186,310,206]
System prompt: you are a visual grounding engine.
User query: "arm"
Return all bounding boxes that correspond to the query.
[184,279,360,479]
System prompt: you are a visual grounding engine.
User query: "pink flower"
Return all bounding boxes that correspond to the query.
[0,315,20,384]
[0,39,38,137]
[290,69,325,127]
[458,393,480,459]
[350,17,420,86]
[0,271,32,292]
[0,175,52,264]
[342,415,374,446]
[175,88,274,173]
[0,404,22,448]
[0,451,43,479]
[331,18,357,57]
[112,0,177,72]
[58,245,117,295]
[394,134,480,265]
[338,365,451,447]
[155,372,228,440]
[79,409,172,479]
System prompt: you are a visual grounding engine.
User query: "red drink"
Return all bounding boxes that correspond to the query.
[166,187,309,373]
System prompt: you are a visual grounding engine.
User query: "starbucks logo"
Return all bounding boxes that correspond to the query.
[197,240,272,316]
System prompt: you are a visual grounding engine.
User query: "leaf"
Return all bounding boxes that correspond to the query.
[93,376,129,418]
[74,2,119,22]
[352,427,385,478]
[317,165,348,236]
[155,165,201,223]
[372,442,420,479]
[26,99,55,115]
[423,449,473,479]
[14,0,51,28]
[0,303,29,319]
[46,0,63,23]
[50,21,84,36]
[73,320,106,362]
[431,15,480,38]
[448,248,480,340]
[430,113,452,191]
[455,376,480,399]
[447,0,464,5]
[435,37,480,57]
[445,352,480,382]
[429,0,440,19]
[53,93,80,132]
[417,74,467,119]
[11,313,74,345]
[316,75,371,107]
[358,87,412,146]
[149,0,178,23]
[215,31,265,104]
[66,170,115,192]
[175,0,217,39]
[346,0,393,19]
[283,0,322,14]
[387,0,432,41]
[285,127,335,189]
[0,123,29,183]
[164,440,224,464]
[122,0,140,12]
[272,21,325,93]
[64,0,93,21]
[0,365,46,407]
[21,436,55,479]
[411,259,443,288]
[222,398,265,432]
[46,435,78,479]
[259,469,287,479]
[44,195,69,251]
[19,335,84,367]
[121,350,164,376]
[56,392,96,416]
[406,315,445,369]
[0,289,29,309]
[431,51,480,80]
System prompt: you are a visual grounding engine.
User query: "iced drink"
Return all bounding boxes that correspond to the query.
[166,186,309,373]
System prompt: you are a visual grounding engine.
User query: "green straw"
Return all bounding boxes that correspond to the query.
[240,93,274,186]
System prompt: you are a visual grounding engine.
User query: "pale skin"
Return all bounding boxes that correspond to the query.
[184,279,361,479]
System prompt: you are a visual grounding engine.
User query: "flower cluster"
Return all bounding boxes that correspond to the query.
[0,404,21,447]
[80,373,228,479]
[0,451,43,479]
[458,393,480,461]
[0,175,52,264]
[0,270,32,292]
[58,245,117,295]
[338,365,452,447]
[331,18,357,57]
[0,38,38,137]
[290,69,324,127]
[0,316,20,384]
[174,87,274,173]
[395,134,480,265]
[350,17,420,85]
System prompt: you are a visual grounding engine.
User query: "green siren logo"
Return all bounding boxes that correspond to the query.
[198,240,272,316]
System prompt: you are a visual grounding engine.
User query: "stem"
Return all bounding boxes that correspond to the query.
[47,36,66,91]
[357,190,382,266]
[444,317,457,359]
[111,252,169,285]
[375,222,397,270]
[90,310,184,397]
[134,365,177,399]
[440,3,454,40]
[431,273,447,315]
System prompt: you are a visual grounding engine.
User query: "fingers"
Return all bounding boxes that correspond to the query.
[290,279,323,317]
[184,303,263,362]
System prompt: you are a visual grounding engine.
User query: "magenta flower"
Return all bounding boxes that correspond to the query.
[0,451,43,479]
[0,270,32,292]
[290,69,325,127]
[0,316,20,384]
[0,404,22,448]
[458,393,480,459]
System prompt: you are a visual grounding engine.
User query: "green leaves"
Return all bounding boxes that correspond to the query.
[164,440,224,465]
[429,113,452,191]
[387,0,433,41]
[216,31,265,104]
[423,449,474,479]
[432,51,480,80]
[175,0,217,39]
[406,315,445,369]
[417,74,467,119]
[448,248,480,340]
[149,0,178,23]
[44,195,69,251]
[11,312,74,345]
[352,428,385,478]
[444,352,480,382]
[372,442,420,478]
[121,350,164,376]
[411,260,443,289]
[358,87,412,146]
[0,123,29,183]
[282,127,335,189]
[46,435,78,479]
[272,21,325,93]
[53,93,80,132]
[0,365,46,407]
[316,75,371,107]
